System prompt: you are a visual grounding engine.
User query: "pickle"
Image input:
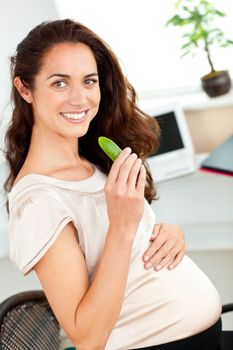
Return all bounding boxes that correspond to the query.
[98,136,122,161]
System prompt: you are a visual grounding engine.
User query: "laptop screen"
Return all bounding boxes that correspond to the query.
[150,111,184,157]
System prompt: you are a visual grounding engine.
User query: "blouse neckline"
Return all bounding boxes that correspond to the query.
[8,164,106,199]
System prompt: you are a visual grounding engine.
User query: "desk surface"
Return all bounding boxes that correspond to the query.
[150,168,233,251]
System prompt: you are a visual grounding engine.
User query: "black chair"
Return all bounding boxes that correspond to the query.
[219,303,233,349]
[0,290,233,349]
[0,290,60,349]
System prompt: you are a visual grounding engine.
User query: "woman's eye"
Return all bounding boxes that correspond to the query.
[84,79,98,86]
[52,80,66,88]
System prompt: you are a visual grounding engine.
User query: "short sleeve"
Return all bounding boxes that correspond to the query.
[8,194,73,275]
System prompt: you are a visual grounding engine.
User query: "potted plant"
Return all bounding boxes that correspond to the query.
[166,0,233,97]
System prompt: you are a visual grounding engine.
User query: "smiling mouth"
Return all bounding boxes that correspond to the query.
[61,111,87,120]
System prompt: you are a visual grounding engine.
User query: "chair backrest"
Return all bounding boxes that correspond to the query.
[0,290,60,350]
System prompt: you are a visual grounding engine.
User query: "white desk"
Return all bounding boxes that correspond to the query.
[150,167,233,251]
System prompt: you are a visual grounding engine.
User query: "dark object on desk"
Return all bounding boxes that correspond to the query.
[201,135,233,176]
[201,70,231,97]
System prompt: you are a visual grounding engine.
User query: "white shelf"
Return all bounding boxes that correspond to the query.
[138,87,233,111]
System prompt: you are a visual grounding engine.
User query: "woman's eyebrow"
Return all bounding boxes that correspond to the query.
[47,72,98,80]
[84,73,99,78]
[47,73,70,80]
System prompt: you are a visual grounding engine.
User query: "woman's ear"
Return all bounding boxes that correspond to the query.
[14,77,33,103]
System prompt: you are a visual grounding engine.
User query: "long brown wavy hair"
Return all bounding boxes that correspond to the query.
[4,19,160,204]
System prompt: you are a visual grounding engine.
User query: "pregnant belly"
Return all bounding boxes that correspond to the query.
[106,255,222,350]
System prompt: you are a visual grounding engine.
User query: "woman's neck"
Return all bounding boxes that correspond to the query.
[27,127,82,172]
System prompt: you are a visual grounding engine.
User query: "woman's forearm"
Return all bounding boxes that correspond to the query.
[74,226,135,349]
[73,150,146,349]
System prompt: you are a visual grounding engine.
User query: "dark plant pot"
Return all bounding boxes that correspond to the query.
[201,70,231,97]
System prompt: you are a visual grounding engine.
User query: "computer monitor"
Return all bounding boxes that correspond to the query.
[145,104,196,182]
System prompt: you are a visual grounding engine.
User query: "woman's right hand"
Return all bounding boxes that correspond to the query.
[104,147,147,239]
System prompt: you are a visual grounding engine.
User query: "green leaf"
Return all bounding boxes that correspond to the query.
[166,15,191,27]
[165,0,233,62]
[181,51,191,58]
[181,42,193,50]
[213,10,226,17]
[219,40,233,48]
[183,5,192,13]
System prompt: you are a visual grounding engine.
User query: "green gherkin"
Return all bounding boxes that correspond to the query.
[98,136,122,161]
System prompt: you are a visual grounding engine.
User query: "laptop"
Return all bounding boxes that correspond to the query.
[200,134,233,176]
[145,104,196,182]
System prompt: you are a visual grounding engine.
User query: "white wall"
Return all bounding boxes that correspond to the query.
[0,0,58,256]
[0,0,58,161]
[0,162,8,257]
[185,106,233,153]
[54,0,233,93]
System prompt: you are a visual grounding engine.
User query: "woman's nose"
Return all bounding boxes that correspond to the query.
[69,86,87,106]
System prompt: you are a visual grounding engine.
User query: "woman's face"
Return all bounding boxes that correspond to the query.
[18,42,101,140]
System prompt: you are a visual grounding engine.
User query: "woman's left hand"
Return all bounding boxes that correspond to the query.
[142,223,185,271]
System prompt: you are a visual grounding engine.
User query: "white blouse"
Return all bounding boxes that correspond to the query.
[8,165,222,349]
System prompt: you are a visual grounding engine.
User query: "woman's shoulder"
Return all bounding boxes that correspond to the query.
[9,162,106,211]
[13,166,32,187]
[9,165,65,210]
[8,178,60,214]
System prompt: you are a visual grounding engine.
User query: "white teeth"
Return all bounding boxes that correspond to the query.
[62,112,86,120]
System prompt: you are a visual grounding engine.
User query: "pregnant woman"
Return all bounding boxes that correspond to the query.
[5,19,221,349]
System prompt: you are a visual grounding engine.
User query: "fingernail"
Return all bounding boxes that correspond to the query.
[155,265,161,271]
[168,264,174,270]
[145,262,152,269]
[124,147,131,153]
[144,255,149,262]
